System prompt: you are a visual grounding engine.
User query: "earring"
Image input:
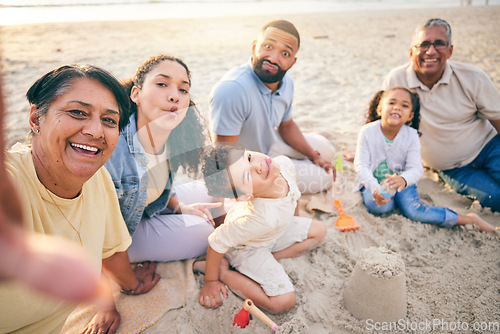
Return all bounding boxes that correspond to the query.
[35,129,40,133]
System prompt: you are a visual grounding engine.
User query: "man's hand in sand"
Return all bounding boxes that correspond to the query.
[312,154,336,181]
[199,280,228,309]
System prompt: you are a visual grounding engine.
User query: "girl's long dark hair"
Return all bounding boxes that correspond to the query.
[365,87,421,133]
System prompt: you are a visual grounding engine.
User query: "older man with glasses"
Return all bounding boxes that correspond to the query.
[382,18,500,212]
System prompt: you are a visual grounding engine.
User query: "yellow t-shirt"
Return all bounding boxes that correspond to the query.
[0,144,132,334]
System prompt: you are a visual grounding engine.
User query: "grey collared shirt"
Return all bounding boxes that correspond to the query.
[383,61,499,170]
[209,62,294,154]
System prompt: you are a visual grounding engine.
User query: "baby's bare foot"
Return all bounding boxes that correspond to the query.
[193,257,206,274]
[193,257,230,278]
[217,257,232,282]
[219,257,229,270]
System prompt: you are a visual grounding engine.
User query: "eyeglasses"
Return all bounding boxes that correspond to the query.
[413,40,450,51]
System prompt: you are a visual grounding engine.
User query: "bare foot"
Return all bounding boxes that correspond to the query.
[193,259,206,274]
[218,258,230,273]
[193,257,230,276]
[465,213,495,233]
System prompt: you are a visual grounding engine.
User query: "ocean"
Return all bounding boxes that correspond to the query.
[0,0,497,25]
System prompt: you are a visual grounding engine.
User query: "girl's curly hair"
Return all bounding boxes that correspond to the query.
[365,87,421,133]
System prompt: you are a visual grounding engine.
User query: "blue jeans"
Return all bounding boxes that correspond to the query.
[439,135,500,212]
[361,185,457,228]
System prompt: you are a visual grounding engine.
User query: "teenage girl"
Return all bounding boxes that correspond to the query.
[105,55,221,263]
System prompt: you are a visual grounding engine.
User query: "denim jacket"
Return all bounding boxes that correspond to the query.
[105,114,175,235]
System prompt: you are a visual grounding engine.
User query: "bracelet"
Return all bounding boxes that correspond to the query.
[121,281,141,295]
[309,150,320,161]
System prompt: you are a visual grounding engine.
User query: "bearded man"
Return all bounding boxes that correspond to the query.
[209,20,335,195]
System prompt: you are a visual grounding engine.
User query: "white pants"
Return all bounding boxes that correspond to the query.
[226,216,312,296]
[268,132,335,194]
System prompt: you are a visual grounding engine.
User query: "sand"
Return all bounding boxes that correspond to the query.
[1,5,499,334]
[343,247,407,322]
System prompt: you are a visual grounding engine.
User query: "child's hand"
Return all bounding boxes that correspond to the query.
[373,190,390,206]
[199,280,228,309]
[179,202,223,227]
[384,174,407,193]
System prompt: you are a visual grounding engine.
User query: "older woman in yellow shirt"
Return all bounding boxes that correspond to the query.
[0,64,160,334]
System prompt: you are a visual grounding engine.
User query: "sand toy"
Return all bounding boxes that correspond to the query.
[344,247,407,322]
[334,152,343,173]
[334,200,360,231]
[232,307,250,328]
[233,299,279,332]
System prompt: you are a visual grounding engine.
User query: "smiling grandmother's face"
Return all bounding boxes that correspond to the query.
[30,77,121,181]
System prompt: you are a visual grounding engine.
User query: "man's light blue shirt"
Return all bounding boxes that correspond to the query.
[209,62,294,154]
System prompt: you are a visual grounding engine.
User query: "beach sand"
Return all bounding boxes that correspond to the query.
[1,5,499,333]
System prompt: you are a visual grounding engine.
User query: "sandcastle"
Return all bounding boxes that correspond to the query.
[343,247,407,322]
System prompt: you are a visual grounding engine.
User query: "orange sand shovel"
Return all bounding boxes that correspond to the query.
[334,200,360,232]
